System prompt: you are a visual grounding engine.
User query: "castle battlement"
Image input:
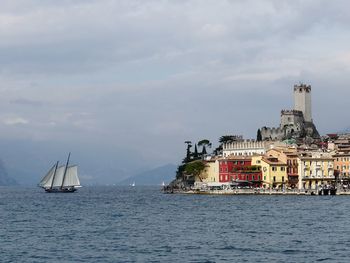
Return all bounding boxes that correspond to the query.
[294,83,311,92]
[281,110,303,117]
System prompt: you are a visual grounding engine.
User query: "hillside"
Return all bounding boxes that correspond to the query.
[118,164,177,186]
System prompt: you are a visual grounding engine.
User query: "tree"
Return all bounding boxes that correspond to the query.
[184,161,207,182]
[202,145,207,155]
[183,141,192,163]
[219,135,239,144]
[198,139,210,157]
[257,129,262,141]
[193,144,199,159]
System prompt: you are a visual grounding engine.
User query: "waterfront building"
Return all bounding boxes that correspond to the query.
[252,155,288,188]
[297,151,335,190]
[201,159,220,183]
[222,140,289,158]
[218,156,262,187]
[266,148,299,188]
[333,151,350,184]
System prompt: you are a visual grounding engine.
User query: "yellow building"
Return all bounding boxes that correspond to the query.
[193,159,220,189]
[252,155,287,188]
[201,159,220,183]
[298,151,335,190]
[266,148,299,188]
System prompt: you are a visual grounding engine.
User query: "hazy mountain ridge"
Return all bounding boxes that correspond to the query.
[0,159,17,186]
[118,164,177,186]
[0,139,149,186]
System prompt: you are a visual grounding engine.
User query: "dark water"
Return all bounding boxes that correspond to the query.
[1,186,350,263]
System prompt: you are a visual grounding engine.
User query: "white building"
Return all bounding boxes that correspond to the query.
[222,140,290,158]
[297,151,335,190]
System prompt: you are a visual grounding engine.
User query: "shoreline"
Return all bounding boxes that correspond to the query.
[164,188,350,196]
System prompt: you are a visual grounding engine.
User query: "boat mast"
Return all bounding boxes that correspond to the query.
[61,152,71,189]
[50,161,59,190]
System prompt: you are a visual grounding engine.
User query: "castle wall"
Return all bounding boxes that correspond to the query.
[260,127,284,141]
[280,110,304,128]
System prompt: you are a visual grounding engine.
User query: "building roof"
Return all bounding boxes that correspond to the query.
[261,157,287,166]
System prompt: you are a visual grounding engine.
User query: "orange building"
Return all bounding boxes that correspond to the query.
[334,151,350,184]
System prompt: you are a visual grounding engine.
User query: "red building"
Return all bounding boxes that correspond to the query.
[219,156,262,187]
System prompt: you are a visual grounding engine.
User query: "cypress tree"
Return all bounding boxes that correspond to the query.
[257,129,262,141]
[194,144,198,159]
[202,145,207,155]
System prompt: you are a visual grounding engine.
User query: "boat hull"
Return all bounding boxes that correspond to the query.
[45,187,77,193]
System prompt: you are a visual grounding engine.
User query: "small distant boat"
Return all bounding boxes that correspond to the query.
[162,181,165,187]
[131,182,135,187]
[38,153,81,193]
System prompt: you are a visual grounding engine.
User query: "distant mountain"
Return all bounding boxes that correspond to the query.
[0,159,17,186]
[118,164,177,186]
[338,127,350,134]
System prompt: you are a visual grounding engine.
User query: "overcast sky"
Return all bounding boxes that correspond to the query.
[1,0,350,182]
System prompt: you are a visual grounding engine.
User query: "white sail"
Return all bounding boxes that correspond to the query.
[51,165,65,188]
[62,165,80,187]
[38,164,56,188]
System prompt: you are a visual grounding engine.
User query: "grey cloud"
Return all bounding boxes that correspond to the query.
[1,0,350,182]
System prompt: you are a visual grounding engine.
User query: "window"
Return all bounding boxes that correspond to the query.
[281,167,285,171]
[252,175,255,181]
[256,160,261,164]
[272,167,277,171]
[273,176,276,182]
[282,176,284,182]
[264,176,266,180]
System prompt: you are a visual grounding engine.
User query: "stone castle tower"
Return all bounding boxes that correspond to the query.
[294,84,312,122]
[260,83,319,142]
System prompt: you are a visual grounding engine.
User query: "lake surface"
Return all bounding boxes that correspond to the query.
[1,186,350,262]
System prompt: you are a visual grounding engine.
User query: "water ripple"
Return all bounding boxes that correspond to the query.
[1,186,350,262]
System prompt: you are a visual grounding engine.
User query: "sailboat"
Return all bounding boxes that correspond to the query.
[38,153,81,193]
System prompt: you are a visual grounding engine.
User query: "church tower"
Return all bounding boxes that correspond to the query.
[294,84,312,122]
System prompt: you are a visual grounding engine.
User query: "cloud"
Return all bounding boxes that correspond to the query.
[1,0,350,174]
[3,117,29,126]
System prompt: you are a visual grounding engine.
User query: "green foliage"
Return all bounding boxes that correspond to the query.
[198,139,210,156]
[183,141,192,164]
[176,164,185,179]
[257,129,262,141]
[219,135,239,144]
[198,139,210,146]
[193,144,198,158]
[201,145,207,155]
[184,161,206,178]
